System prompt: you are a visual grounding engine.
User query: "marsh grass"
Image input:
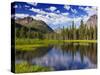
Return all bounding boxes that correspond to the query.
[15,62,53,73]
[15,39,97,51]
[15,39,61,45]
[16,44,48,51]
[16,39,97,45]
[64,40,97,43]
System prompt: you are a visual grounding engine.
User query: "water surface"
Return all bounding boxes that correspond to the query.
[16,43,97,71]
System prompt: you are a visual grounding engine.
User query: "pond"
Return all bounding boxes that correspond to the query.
[15,43,97,71]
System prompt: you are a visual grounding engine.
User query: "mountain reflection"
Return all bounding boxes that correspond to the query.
[16,43,97,70]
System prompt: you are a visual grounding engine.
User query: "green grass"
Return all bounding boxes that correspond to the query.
[16,38,97,45]
[15,62,53,73]
[16,44,48,51]
[15,39,97,51]
[15,39,61,45]
[64,40,97,43]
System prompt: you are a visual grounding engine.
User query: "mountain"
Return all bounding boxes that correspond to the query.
[15,17,33,25]
[86,14,97,28]
[14,16,54,33]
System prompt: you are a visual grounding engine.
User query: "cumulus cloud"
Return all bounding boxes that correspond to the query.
[71,8,77,14]
[13,7,83,29]
[78,6,97,23]
[56,10,60,13]
[14,3,97,29]
[85,6,97,16]
[25,5,30,8]
[61,12,69,16]
[31,11,73,29]
[30,8,41,12]
[32,14,50,23]
[12,14,29,19]
[64,5,70,10]
[79,6,85,10]
[79,6,97,16]
[27,2,37,6]
[47,6,57,12]
[29,8,47,15]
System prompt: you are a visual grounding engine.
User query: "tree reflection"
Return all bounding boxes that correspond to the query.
[16,46,53,63]
[61,43,97,65]
[15,43,97,70]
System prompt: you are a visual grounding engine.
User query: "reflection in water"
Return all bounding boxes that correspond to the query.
[16,43,97,70]
[16,46,52,63]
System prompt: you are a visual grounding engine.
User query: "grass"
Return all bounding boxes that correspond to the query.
[64,40,97,43]
[16,44,48,51]
[15,39,61,45]
[15,39,97,73]
[15,39,97,51]
[16,38,97,45]
[15,62,53,73]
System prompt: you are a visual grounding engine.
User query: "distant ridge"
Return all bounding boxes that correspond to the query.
[12,16,54,33]
[86,14,97,28]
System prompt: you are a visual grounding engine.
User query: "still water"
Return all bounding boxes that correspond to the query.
[16,43,97,70]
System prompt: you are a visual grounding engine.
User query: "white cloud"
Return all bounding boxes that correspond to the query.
[25,5,30,8]
[56,10,60,13]
[13,12,88,29]
[74,17,82,22]
[64,5,70,10]
[29,7,82,29]
[31,11,73,29]
[61,12,69,16]
[72,14,92,27]
[78,6,97,23]
[79,6,85,10]
[30,8,40,12]
[14,6,95,29]
[29,7,73,27]
[71,8,77,14]
[86,7,96,16]
[47,13,71,24]
[29,8,47,15]
[12,14,29,19]
[82,6,97,16]
[27,2,37,6]
[32,14,55,27]
[30,8,60,18]
[47,6,57,12]
[72,15,90,26]
[73,17,82,27]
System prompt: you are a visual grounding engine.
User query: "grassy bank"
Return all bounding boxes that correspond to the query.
[15,39,97,51]
[64,40,97,43]
[15,39,61,45]
[15,62,53,73]
[16,44,48,51]
[16,39,97,45]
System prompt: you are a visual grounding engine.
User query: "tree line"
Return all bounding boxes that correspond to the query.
[15,20,97,40]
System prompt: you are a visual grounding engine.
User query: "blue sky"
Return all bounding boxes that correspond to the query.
[11,2,97,29]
